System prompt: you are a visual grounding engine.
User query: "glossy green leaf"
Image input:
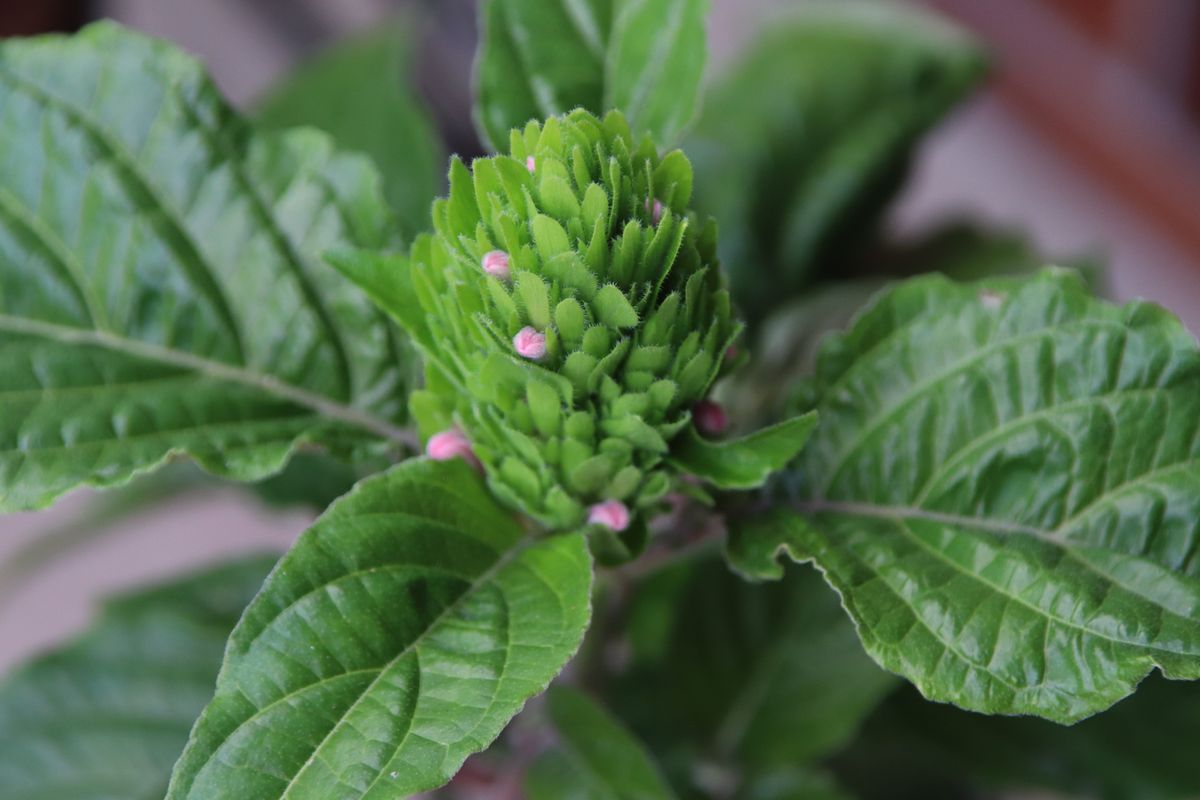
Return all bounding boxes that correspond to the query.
[686,3,986,320]
[0,23,416,513]
[668,412,818,489]
[256,19,445,242]
[837,676,1200,800]
[167,458,593,799]
[525,685,676,800]
[0,556,274,800]
[474,0,707,150]
[615,557,895,788]
[731,270,1200,722]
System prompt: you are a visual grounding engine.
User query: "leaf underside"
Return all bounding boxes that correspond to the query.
[0,556,275,800]
[167,458,593,799]
[0,22,413,512]
[732,270,1200,723]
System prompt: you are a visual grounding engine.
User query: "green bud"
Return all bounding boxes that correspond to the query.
[402,110,741,529]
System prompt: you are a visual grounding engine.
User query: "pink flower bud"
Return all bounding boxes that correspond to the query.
[481,249,511,280]
[725,344,739,362]
[588,499,630,532]
[426,429,481,470]
[645,197,664,225]
[513,326,547,360]
[526,156,537,173]
[693,400,729,437]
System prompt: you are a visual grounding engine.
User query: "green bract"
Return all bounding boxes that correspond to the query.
[402,110,739,530]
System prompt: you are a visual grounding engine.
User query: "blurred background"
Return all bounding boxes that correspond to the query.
[3,0,1200,693]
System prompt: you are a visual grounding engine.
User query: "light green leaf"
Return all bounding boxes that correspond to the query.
[0,556,274,800]
[167,458,593,799]
[839,676,1200,800]
[525,685,676,800]
[474,0,707,150]
[668,412,818,489]
[732,269,1200,723]
[256,19,445,242]
[0,23,415,512]
[686,2,986,320]
[614,557,895,785]
[605,0,709,145]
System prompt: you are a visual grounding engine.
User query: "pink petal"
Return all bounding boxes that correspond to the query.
[481,249,511,280]
[426,429,482,470]
[693,400,729,437]
[513,326,547,360]
[588,500,631,532]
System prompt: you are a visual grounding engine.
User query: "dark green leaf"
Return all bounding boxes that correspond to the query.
[0,22,416,513]
[837,675,1200,800]
[525,685,676,800]
[474,0,707,150]
[615,557,895,785]
[732,269,1200,722]
[687,3,986,320]
[255,20,445,242]
[739,768,852,800]
[0,556,274,800]
[167,458,593,799]
[668,412,818,489]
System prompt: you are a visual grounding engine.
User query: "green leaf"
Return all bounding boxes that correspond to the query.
[605,0,709,145]
[614,557,895,785]
[739,768,852,800]
[0,556,274,800]
[255,19,445,242]
[668,412,818,489]
[474,0,707,150]
[837,676,1200,800]
[0,23,417,513]
[525,685,676,800]
[686,3,986,320]
[167,458,593,799]
[731,269,1200,723]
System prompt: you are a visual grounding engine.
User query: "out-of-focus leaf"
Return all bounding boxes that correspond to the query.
[731,270,1200,723]
[474,0,707,150]
[872,220,1106,290]
[668,412,818,489]
[614,556,895,794]
[167,458,593,799]
[248,450,363,511]
[836,675,1200,800]
[687,3,986,320]
[525,685,676,800]
[740,768,853,800]
[0,22,416,513]
[0,556,274,800]
[256,20,445,242]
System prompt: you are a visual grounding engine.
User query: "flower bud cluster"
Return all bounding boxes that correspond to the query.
[407,110,740,530]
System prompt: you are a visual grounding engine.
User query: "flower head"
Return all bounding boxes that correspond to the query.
[396,110,741,532]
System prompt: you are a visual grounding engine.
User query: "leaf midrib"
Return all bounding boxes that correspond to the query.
[271,539,528,799]
[797,499,1200,657]
[817,317,1130,494]
[0,313,415,447]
